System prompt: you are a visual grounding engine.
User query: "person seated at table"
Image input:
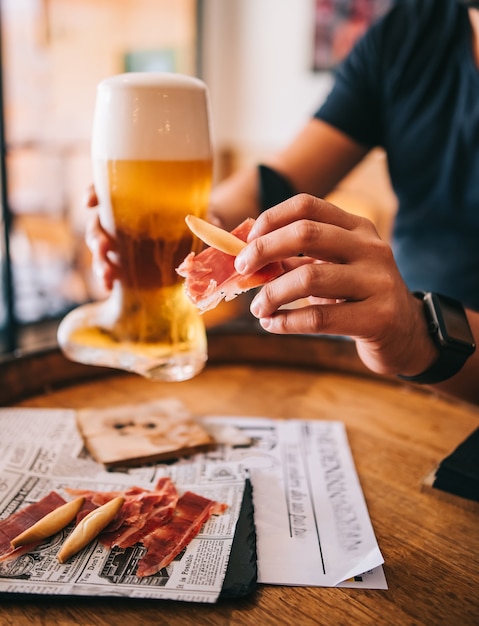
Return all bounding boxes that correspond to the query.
[85,0,479,405]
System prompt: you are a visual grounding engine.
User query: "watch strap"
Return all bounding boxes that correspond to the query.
[398,347,471,384]
[398,292,475,385]
[258,164,296,212]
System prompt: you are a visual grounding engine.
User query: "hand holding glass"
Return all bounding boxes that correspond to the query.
[58,73,212,381]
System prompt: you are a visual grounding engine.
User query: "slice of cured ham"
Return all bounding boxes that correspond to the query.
[177,218,284,312]
[0,491,67,562]
[136,490,228,577]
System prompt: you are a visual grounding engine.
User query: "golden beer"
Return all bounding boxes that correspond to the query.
[102,159,211,290]
[58,73,212,381]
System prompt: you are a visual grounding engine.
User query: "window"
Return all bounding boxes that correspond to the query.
[0,0,198,355]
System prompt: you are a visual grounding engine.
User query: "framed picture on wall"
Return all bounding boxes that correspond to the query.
[313,0,392,71]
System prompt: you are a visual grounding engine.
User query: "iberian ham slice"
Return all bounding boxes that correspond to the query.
[0,491,67,562]
[177,218,284,312]
[136,490,228,577]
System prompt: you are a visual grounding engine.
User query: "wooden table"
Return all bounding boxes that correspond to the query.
[0,328,478,625]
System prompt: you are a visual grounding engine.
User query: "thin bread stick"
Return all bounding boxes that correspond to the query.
[57,496,124,563]
[10,497,85,548]
[185,215,247,256]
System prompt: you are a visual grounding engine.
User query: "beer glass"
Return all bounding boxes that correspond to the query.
[58,73,212,381]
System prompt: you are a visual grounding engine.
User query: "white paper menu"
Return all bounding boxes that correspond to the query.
[196,416,386,588]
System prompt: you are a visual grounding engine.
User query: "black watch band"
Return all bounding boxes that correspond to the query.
[398,292,475,385]
[258,164,296,212]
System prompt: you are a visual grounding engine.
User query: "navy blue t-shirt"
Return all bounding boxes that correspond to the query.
[315,0,479,311]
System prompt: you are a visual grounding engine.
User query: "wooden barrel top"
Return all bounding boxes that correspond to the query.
[0,327,478,625]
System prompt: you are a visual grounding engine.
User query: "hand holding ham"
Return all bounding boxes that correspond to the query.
[83,182,478,401]
[233,194,439,379]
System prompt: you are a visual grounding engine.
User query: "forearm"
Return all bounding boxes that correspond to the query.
[208,118,367,231]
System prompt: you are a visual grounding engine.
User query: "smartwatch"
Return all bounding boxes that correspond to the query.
[398,292,476,385]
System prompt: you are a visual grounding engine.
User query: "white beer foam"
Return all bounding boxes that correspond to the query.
[91,73,212,161]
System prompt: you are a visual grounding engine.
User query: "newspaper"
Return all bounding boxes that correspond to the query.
[0,405,386,601]
[0,408,246,603]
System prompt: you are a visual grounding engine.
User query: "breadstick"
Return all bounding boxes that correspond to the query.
[10,497,85,548]
[185,215,246,256]
[57,496,124,564]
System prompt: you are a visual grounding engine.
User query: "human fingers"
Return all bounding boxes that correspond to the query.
[247,227,408,346]
[250,260,382,319]
[256,287,438,380]
[83,184,99,209]
[255,291,411,350]
[248,193,363,239]
[256,299,374,337]
[85,213,120,291]
[235,195,376,275]
[240,195,441,378]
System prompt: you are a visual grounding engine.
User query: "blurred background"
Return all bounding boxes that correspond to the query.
[0,0,396,356]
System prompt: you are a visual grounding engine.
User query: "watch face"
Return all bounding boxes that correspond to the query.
[429,293,475,350]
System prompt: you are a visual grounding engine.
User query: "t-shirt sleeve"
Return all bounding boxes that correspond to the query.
[314,18,386,148]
